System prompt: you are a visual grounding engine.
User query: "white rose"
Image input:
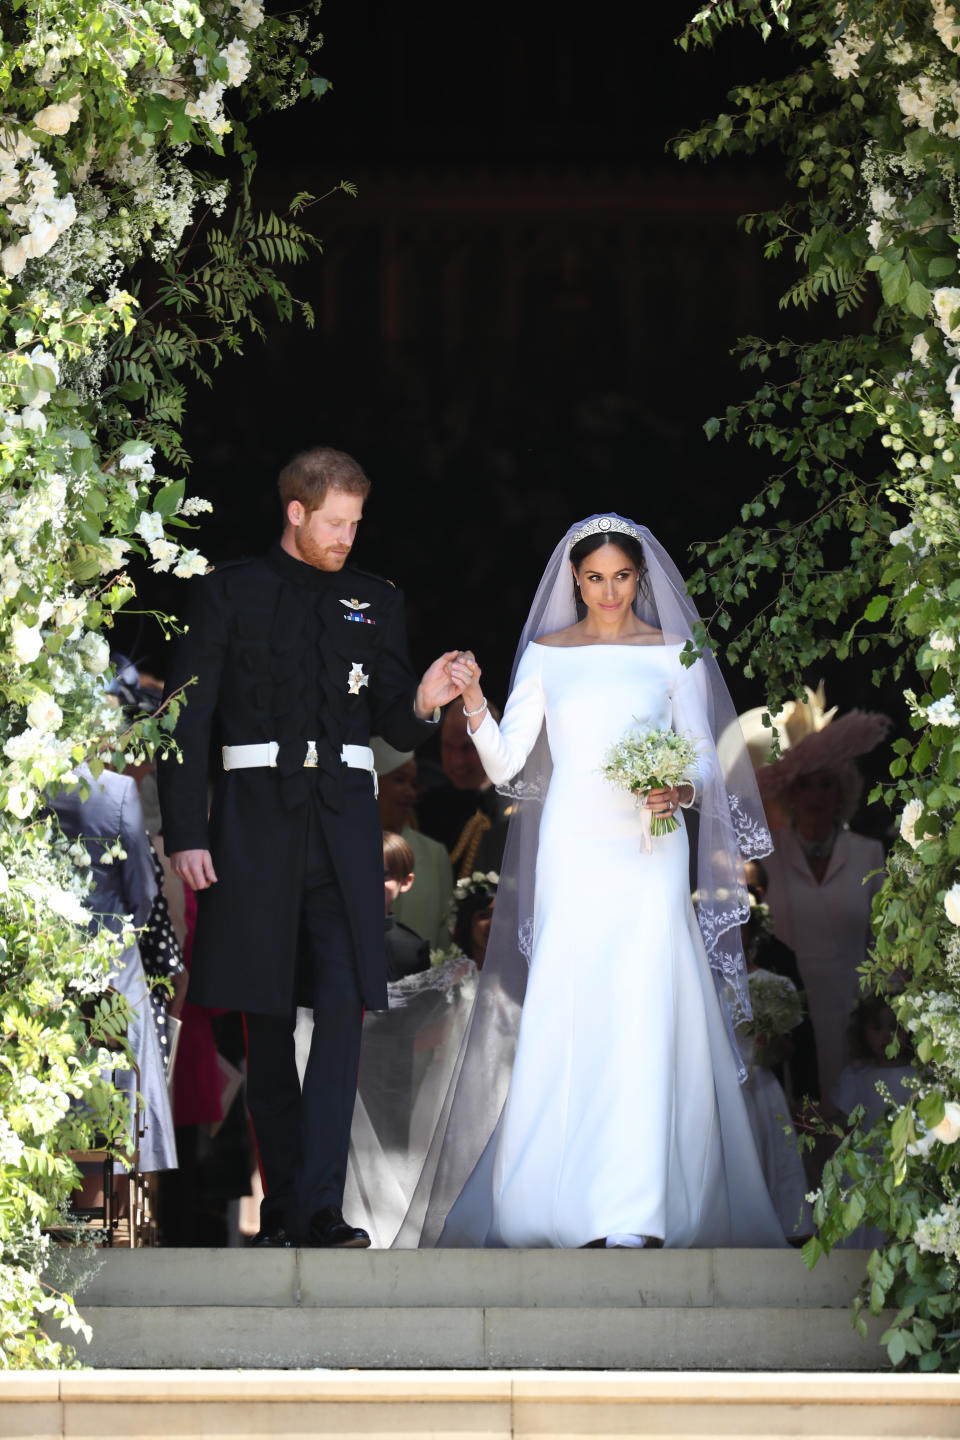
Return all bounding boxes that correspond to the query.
[10,620,43,665]
[25,219,61,259]
[78,630,110,675]
[945,882,960,925]
[931,631,956,651]
[912,333,931,364]
[934,287,960,341]
[26,694,63,732]
[866,219,884,250]
[930,1100,960,1144]
[1,239,28,278]
[137,510,165,544]
[32,96,81,136]
[6,784,36,819]
[900,798,924,850]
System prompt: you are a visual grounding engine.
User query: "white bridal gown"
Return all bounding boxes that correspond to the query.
[464,640,784,1248]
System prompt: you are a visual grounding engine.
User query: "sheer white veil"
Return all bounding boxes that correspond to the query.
[395,514,772,1248]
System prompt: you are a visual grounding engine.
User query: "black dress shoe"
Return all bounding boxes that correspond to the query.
[307,1205,370,1248]
[248,1224,294,1248]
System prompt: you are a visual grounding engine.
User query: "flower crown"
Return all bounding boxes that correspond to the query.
[569,515,644,551]
[452,870,499,905]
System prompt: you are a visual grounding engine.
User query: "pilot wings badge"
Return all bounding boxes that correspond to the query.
[340,597,376,625]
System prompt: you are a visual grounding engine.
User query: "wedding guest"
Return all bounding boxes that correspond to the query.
[743,859,819,1104]
[383,831,431,982]
[758,709,891,1101]
[831,994,914,1250]
[372,738,454,949]
[450,870,498,969]
[737,916,813,1243]
[831,995,914,1129]
[51,765,178,1181]
[417,701,510,877]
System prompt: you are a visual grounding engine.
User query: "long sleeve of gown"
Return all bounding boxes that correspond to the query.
[670,653,715,807]
[469,643,546,785]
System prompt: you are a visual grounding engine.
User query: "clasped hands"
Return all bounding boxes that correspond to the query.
[414,649,481,719]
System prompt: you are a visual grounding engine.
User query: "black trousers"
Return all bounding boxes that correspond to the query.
[244,807,364,1234]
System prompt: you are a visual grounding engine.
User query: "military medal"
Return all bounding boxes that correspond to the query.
[340,597,376,625]
[347,662,370,695]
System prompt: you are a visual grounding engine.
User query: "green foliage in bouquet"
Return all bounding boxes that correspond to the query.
[0,0,340,1364]
[677,0,960,1368]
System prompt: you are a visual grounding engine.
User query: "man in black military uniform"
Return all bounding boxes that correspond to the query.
[157,447,470,1247]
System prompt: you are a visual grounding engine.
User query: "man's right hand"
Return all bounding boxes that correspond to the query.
[170,848,218,891]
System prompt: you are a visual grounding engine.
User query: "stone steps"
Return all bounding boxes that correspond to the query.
[56,1247,892,1371]
[6,1370,960,1440]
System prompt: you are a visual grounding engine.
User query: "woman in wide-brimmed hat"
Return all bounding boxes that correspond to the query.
[758,707,891,1101]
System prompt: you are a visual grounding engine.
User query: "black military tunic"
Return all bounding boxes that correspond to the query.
[158,543,437,1017]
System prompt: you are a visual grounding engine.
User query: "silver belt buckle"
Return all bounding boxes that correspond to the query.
[304,740,318,769]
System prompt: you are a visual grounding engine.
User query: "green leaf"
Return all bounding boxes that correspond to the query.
[918,1092,945,1130]
[884,1328,907,1366]
[704,416,720,440]
[153,480,184,519]
[905,280,933,318]
[865,595,889,622]
[881,261,911,307]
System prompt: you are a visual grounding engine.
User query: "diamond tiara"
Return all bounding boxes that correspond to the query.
[568,515,644,550]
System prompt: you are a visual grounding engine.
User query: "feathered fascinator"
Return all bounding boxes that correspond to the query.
[758,708,892,799]
[737,682,838,771]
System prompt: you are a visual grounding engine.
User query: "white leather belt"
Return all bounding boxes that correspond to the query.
[221,740,377,793]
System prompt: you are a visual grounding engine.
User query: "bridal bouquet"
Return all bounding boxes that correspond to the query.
[600,724,700,838]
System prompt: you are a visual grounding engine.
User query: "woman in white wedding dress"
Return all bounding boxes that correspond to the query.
[396,516,785,1250]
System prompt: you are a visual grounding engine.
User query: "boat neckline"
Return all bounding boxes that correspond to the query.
[531,639,679,650]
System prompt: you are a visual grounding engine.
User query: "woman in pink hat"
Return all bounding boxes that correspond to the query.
[758,710,891,1102]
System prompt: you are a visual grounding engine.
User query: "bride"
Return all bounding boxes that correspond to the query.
[397,515,786,1250]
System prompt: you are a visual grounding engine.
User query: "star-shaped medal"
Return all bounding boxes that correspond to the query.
[347,661,370,696]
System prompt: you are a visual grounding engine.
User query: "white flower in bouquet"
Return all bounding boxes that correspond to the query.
[946,883,960,926]
[900,797,924,850]
[600,723,699,838]
[930,630,956,651]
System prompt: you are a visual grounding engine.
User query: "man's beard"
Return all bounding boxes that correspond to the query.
[294,528,349,571]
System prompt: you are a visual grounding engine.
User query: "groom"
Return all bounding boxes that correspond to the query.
[157,446,470,1247]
